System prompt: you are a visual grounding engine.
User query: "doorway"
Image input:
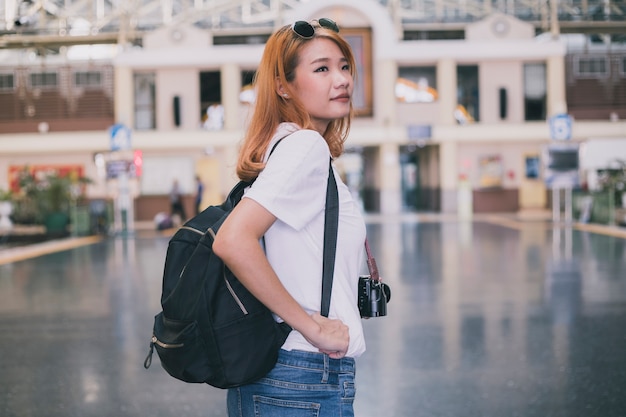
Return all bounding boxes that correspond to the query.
[400,145,440,212]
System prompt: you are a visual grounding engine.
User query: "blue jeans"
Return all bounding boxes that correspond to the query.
[227,349,356,417]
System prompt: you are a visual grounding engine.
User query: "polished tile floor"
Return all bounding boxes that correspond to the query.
[1,215,626,417]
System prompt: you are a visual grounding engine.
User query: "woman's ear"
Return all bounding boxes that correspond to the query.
[275,78,289,98]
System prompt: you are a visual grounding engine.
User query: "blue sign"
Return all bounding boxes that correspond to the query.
[109,124,132,151]
[407,125,432,140]
[543,143,580,189]
[549,114,572,141]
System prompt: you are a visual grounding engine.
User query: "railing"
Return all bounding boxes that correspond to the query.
[1,0,625,41]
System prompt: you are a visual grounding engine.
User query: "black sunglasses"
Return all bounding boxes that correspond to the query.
[291,18,339,39]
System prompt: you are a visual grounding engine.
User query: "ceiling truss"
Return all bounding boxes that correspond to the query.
[1,0,624,49]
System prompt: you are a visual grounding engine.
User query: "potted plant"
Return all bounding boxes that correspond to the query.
[12,169,42,225]
[14,168,91,235]
[0,187,13,230]
[596,159,626,225]
[44,172,93,235]
[40,174,74,234]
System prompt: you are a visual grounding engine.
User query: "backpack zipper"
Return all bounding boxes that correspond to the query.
[207,228,249,315]
[151,335,184,349]
[180,225,203,235]
[223,273,248,314]
[176,226,204,279]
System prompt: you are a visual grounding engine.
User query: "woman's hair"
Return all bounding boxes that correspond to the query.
[236,22,357,182]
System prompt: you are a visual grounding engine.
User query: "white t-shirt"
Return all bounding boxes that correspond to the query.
[244,122,367,358]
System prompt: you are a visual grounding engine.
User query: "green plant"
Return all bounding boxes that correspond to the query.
[596,159,626,225]
[40,175,72,213]
[597,159,626,193]
[11,168,41,224]
[0,188,12,201]
[12,167,91,225]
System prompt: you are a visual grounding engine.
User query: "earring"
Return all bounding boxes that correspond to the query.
[282,93,289,98]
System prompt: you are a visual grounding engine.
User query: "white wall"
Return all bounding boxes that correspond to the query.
[156,68,200,130]
[480,60,524,124]
[580,138,626,169]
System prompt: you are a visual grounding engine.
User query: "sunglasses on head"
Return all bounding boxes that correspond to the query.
[291,18,339,39]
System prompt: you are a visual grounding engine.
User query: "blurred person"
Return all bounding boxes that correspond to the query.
[194,175,204,215]
[169,179,186,223]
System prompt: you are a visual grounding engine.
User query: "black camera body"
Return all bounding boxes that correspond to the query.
[358,275,391,318]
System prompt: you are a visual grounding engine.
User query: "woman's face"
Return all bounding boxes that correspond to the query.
[289,38,353,134]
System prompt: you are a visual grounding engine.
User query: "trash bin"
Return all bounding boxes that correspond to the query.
[90,199,109,235]
[72,204,91,236]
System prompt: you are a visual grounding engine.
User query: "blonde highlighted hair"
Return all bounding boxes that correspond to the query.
[236,23,357,182]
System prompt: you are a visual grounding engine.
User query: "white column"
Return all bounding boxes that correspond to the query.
[440,141,459,213]
[437,58,457,126]
[221,63,241,130]
[547,55,567,116]
[374,59,398,126]
[372,59,401,214]
[379,143,402,215]
[114,66,134,127]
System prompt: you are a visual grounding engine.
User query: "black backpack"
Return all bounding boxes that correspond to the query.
[143,144,339,389]
[142,179,293,388]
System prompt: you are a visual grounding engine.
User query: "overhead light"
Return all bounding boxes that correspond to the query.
[14,16,32,26]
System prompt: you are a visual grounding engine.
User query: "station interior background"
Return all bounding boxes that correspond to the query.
[0,0,625,234]
[1,2,626,417]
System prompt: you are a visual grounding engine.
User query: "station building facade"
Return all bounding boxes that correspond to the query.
[1,0,625,222]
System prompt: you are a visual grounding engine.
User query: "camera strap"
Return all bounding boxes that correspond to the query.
[364,239,380,281]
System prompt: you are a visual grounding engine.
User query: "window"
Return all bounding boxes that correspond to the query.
[74,71,102,87]
[457,65,479,122]
[199,71,221,110]
[403,30,464,40]
[524,63,547,121]
[134,73,156,130]
[575,56,608,77]
[342,28,373,117]
[241,70,255,88]
[30,72,58,88]
[239,70,256,104]
[0,73,14,91]
[396,66,438,103]
[199,71,222,127]
[213,34,270,45]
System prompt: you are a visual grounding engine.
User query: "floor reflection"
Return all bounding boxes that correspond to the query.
[358,220,626,417]
[1,219,625,417]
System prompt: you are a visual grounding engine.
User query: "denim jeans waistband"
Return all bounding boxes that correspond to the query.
[277,349,355,374]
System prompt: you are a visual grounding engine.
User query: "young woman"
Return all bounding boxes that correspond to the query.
[213,18,366,417]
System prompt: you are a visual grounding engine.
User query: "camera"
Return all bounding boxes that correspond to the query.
[358,275,391,318]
